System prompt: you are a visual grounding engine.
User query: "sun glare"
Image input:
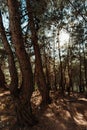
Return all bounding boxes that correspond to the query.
[59,29,70,47]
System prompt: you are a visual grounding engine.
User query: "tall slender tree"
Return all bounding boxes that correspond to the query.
[26,0,51,105]
[57,31,64,94]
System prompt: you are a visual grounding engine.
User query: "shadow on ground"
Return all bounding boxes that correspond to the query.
[0,89,87,130]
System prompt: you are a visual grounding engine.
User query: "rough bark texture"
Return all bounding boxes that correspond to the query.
[0,11,18,93]
[26,0,51,105]
[8,0,35,126]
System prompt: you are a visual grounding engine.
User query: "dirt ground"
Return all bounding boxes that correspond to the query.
[0,88,87,130]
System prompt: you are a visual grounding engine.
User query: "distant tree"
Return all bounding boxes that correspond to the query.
[57,31,64,94]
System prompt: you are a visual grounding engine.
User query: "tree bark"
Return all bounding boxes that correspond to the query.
[45,59,51,91]
[82,42,87,92]
[58,32,64,95]
[8,0,36,126]
[26,0,51,105]
[0,65,7,89]
[0,11,18,93]
[78,43,83,92]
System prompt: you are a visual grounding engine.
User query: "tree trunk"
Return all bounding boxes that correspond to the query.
[43,46,51,91]
[83,43,87,92]
[0,11,18,93]
[26,0,51,105]
[53,41,57,91]
[8,0,36,126]
[0,65,7,89]
[67,43,72,95]
[45,62,51,91]
[78,43,83,92]
[57,32,64,95]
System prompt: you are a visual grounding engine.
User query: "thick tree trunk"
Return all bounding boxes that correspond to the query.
[14,98,37,127]
[8,0,36,126]
[26,0,51,105]
[0,11,18,93]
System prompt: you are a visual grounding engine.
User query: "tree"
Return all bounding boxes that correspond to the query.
[0,10,18,93]
[7,0,36,126]
[57,31,64,94]
[1,0,87,127]
[0,64,6,89]
[26,0,51,105]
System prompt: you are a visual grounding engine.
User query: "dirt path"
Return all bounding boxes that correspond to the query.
[0,89,87,130]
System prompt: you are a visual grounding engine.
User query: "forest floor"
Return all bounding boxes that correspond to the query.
[0,88,87,130]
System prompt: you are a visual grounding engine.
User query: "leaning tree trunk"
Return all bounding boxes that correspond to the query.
[26,0,51,105]
[8,0,36,127]
[0,11,18,94]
